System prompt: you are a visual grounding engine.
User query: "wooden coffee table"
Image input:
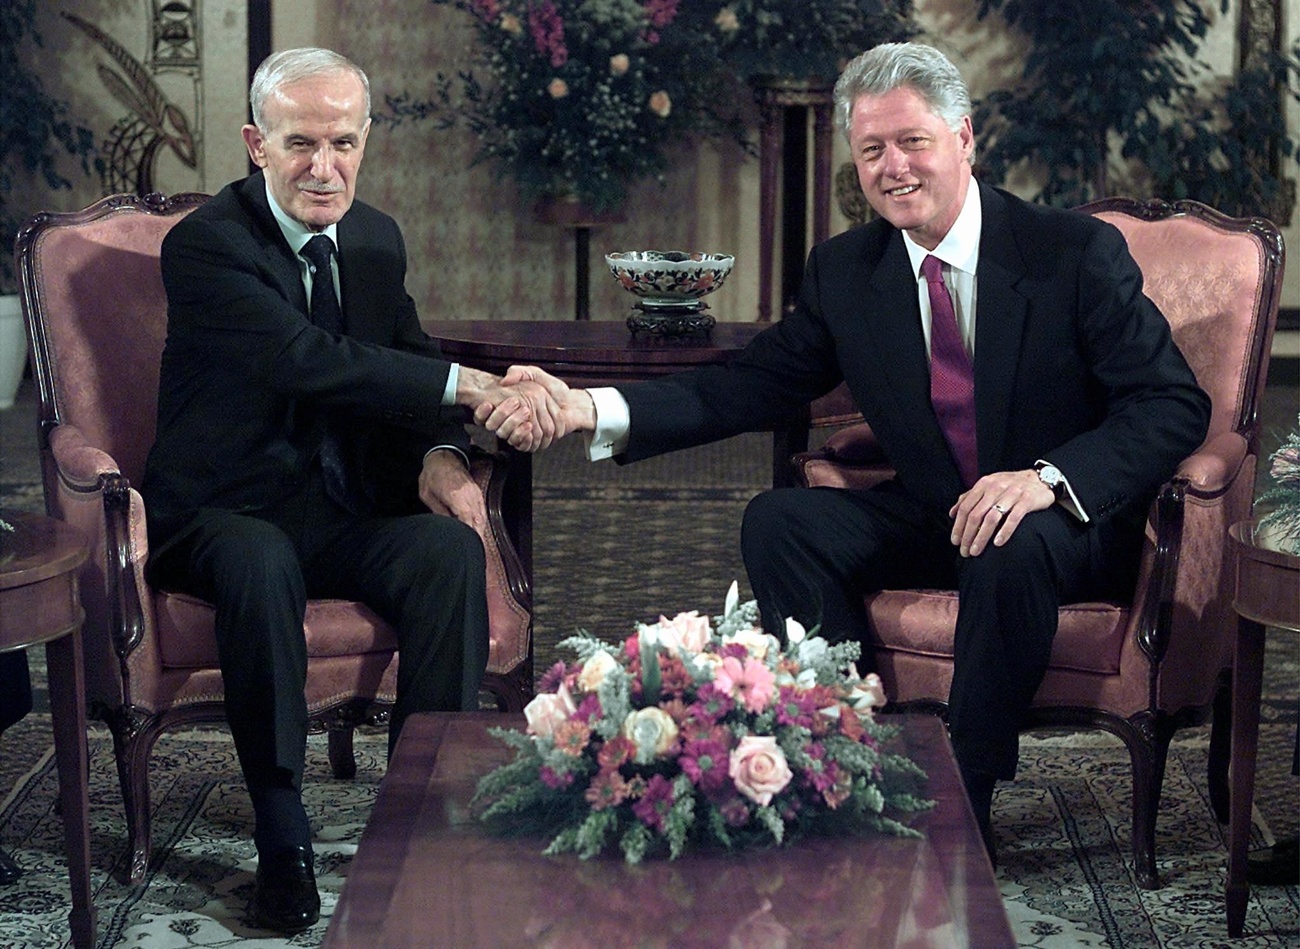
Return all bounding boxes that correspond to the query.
[324,711,1013,947]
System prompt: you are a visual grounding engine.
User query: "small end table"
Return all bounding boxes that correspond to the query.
[0,510,93,949]
[1226,519,1300,938]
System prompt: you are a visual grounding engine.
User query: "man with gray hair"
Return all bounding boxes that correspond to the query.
[487,41,1210,865]
[142,47,552,932]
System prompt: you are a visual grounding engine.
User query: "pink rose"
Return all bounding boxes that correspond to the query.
[548,77,569,99]
[609,53,630,76]
[729,735,792,806]
[648,90,672,118]
[643,610,711,656]
[524,682,576,738]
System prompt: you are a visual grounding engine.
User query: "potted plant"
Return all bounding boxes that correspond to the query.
[1,0,101,408]
[379,0,748,216]
[700,0,916,86]
[972,0,1300,218]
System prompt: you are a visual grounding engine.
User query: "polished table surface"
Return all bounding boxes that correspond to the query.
[1225,520,1300,938]
[0,510,93,949]
[422,318,768,387]
[324,711,1013,947]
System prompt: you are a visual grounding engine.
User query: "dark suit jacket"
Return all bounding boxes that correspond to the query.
[142,172,470,549]
[620,183,1211,527]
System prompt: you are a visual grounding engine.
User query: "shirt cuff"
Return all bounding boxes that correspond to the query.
[1037,459,1089,523]
[424,445,470,469]
[585,387,630,460]
[442,363,460,407]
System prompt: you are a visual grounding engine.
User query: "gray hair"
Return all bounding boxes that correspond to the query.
[834,43,973,160]
[250,47,371,131]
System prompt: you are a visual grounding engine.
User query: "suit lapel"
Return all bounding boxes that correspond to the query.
[239,174,310,316]
[863,231,932,412]
[972,183,1029,473]
[336,214,378,340]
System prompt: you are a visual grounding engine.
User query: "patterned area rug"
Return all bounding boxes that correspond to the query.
[1,413,1297,946]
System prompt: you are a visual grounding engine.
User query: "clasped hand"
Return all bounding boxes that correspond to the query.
[474,365,591,451]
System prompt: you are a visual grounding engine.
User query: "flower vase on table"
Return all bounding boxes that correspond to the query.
[471,583,932,864]
[535,194,627,322]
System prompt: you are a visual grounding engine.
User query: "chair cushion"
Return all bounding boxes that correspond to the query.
[866,590,1129,675]
[155,591,399,669]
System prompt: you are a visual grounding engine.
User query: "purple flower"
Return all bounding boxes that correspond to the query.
[680,738,731,794]
[774,685,818,728]
[632,774,675,831]
[528,1,568,68]
[688,681,734,722]
[539,765,574,789]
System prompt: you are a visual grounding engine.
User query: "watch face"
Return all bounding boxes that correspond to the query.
[1038,465,1063,488]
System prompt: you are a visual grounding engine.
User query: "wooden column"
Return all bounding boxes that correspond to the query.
[755,79,835,322]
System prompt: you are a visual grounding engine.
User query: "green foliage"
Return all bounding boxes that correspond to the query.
[685,0,917,84]
[974,0,1300,218]
[379,0,918,212]
[0,0,101,290]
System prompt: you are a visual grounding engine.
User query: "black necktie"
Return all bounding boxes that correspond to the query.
[300,235,343,334]
[298,235,361,512]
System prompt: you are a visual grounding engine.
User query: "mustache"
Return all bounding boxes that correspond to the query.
[298,182,345,195]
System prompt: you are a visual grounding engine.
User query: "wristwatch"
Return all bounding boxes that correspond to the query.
[1035,462,1065,499]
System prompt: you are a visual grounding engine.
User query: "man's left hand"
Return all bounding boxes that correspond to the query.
[419,449,487,533]
[949,469,1056,557]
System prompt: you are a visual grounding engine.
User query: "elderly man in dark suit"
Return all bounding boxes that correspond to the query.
[141,47,551,933]
[485,42,1211,866]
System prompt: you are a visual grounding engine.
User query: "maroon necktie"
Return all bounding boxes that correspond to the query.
[920,255,979,487]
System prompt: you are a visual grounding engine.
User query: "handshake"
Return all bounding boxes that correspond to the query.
[457,365,592,452]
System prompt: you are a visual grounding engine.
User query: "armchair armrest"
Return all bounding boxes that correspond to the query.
[46,421,155,704]
[1174,429,1249,498]
[790,422,895,491]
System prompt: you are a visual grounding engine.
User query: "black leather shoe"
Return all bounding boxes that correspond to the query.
[252,845,320,934]
[0,847,21,885]
[1247,837,1299,887]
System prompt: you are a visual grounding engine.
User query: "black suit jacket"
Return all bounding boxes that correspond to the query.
[143,172,469,548]
[620,183,1211,527]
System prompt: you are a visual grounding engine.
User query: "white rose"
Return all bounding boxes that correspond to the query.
[621,706,679,763]
[578,650,618,692]
[724,627,776,661]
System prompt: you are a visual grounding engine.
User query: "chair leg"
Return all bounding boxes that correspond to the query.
[106,710,158,886]
[1125,714,1176,890]
[328,727,357,779]
[1207,674,1232,825]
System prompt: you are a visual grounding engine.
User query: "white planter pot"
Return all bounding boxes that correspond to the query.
[0,294,27,411]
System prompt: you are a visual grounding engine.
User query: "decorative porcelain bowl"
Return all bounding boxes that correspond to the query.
[605,251,735,311]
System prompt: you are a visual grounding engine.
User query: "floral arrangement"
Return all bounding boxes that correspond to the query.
[1257,415,1300,555]
[696,0,917,85]
[383,0,746,212]
[472,584,932,863]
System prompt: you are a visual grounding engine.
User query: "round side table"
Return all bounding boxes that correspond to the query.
[1225,519,1300,938]
[0,510,93,948]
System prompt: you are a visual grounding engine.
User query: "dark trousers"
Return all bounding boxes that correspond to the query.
[741,482,1141,781]
[148,473,489,792]
[0,652,31,733]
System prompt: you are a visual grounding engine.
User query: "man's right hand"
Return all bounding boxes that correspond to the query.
[474,365,595,450]
[456,366,561,451]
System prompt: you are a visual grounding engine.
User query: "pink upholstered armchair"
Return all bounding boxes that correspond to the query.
[15,192,534,884]
[791,197,1283,889]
